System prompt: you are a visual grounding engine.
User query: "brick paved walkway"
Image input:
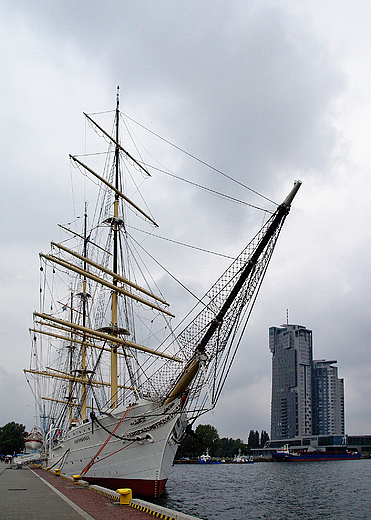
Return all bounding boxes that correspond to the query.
[0,465,154,520]
[0,465,93,519]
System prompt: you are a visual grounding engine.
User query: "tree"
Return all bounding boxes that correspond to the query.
[176,430,198,459]
[195,424,220,456]
[176,424,220,459]
[0,422,26,455]
[220,437,247,458]
[260,430,269,448]
[247,429,260,451]
[176,424,268,459]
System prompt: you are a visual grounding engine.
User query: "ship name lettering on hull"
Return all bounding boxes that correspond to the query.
[74,435,91,444]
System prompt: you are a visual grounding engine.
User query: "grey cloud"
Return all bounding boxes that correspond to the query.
[0,0,370,440]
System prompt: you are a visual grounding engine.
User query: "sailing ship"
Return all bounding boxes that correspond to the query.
[25,90,301,497]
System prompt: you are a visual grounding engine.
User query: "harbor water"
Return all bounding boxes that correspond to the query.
[153,459,371,520]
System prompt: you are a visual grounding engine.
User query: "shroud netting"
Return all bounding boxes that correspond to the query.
[138,209,287,420]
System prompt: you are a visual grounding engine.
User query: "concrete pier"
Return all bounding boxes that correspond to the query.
[1,465,95,520]
[0,465,201,520]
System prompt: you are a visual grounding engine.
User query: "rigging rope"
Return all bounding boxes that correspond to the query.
[147,165,274,213]
[128,224,235,260]
[128,233,208,307]
[81,404,133,475]
[122,111,278,206]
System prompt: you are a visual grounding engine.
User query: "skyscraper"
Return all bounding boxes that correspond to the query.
[269,324,345,440]
[312,360,344,435]
[269,324,313,440]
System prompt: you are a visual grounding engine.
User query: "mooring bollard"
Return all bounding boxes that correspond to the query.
[116,488,132,505]
[73,475,81,484]
[55,469,61,476]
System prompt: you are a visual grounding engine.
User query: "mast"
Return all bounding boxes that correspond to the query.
[29,90,302,439]
[68,289,74,426]
[111,87,120,409]
[164,180,302,405]
[81,204,88,421]
[196,181,301,355]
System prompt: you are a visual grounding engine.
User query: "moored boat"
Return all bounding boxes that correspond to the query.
[25,426,44,452]
[24,90,301,496]
[198,449,222,464]
[232,448,254,463]
[272,444,360,462]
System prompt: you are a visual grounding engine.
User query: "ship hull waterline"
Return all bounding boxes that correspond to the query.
[47,399,186,498]
[272,451,361,462]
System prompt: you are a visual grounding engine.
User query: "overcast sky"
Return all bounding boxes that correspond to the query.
[1,0,371,440]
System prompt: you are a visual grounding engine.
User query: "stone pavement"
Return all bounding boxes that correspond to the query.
[0,465,153,520]
[0,465,93,519]
[0,465,201,520]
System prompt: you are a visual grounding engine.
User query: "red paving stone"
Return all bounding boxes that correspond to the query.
[31,467,156,520]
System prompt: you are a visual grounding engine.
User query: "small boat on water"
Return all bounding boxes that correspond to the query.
[232,448,254,463]
[198,449,221,464]
[272,444,360,462]
[24,90,301,497]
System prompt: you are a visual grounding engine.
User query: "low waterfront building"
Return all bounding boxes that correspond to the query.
[347,435,371,455]
[252,434,371,457]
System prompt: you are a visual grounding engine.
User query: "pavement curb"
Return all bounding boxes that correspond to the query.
[130,499,202,520]
[38,466,202,520]
[91,483,202,519]
[90,484,120,501]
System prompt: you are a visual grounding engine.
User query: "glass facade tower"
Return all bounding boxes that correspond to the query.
[269,324,313,440]
[312,360,344,435]
[269,324,344,440]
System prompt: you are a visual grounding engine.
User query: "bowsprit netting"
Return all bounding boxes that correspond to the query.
[137,205,289,419]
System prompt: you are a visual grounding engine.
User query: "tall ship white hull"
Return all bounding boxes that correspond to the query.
[25,90,300,497]
[48,399,185,497]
